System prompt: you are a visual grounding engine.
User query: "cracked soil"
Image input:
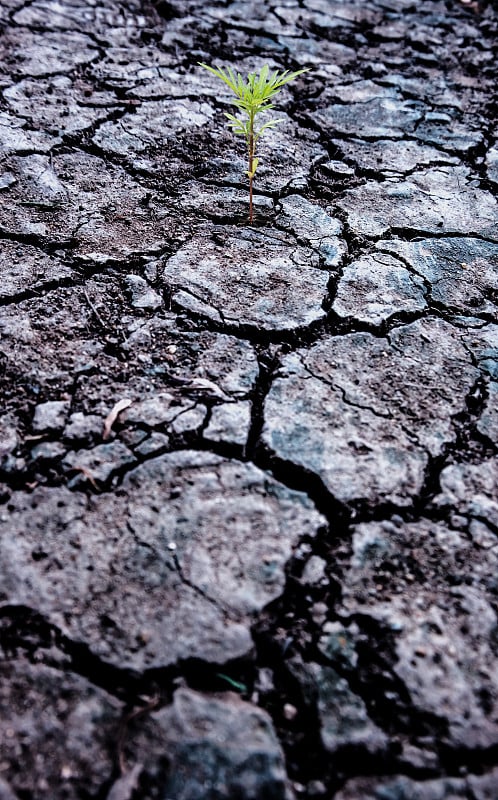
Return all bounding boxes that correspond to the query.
[0,0,498,798]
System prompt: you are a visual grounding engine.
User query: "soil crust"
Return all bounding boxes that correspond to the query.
[0,0,498,797]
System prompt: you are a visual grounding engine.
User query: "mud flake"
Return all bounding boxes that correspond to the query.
[4,76,124,137]
[0,111,59,155]
[464,324,498,380]
[176,179,274,219]
[12,0,151,40]
[332,252,427,324]
[0,415,19,459]
[120,392,203,432]
[204,401,251,446]
[477,382,498,445]
[122,323,259,399]
[0,28,99,77]
[379,237,498,316]
[276,194,346,268]
[433,459,498,530]
[0,658,120,799]
[338,167,498,238]
[0,151,179,258]
[308,94,424,139]
[487,144,498,187]
[335,772,498,800]
[63,441,136,485]
[263,318,477,505]
[32,399,70,434]
[92,99,214,158]
[0,453,325,669]
[160,226,329,332]
[415,114,484,154]
[0,241,74,299]
[334,137,459,175]
[288,657,387,754]
[316,666,388,754]
[338,517,498,750]
[125,274,163,311]
[132,688,292,800]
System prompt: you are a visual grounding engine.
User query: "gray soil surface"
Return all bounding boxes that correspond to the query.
[0,0,497,798]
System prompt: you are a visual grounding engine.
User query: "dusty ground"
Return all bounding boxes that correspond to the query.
[0,0,497,797]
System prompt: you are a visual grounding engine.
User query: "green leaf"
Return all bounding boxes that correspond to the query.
[256,64,269,96]
[198,63,238,94]
[224,112,247,135]
[216,673,247,693]
[256,118,284,138]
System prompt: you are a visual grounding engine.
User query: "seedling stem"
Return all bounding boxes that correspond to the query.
[199,63,309,223]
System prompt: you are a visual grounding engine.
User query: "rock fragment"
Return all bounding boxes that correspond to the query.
[134,431,170,456]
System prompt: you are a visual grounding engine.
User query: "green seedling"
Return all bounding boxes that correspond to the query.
[199,62,309,223]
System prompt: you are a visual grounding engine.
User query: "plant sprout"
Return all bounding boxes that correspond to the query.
[199,63,309,223]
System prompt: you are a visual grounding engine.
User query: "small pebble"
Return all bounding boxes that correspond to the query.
[283,703,298,721]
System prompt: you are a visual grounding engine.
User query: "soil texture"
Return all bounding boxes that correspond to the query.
[0,0,498,798]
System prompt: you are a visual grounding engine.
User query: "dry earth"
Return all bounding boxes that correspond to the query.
[0,0,498,797]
